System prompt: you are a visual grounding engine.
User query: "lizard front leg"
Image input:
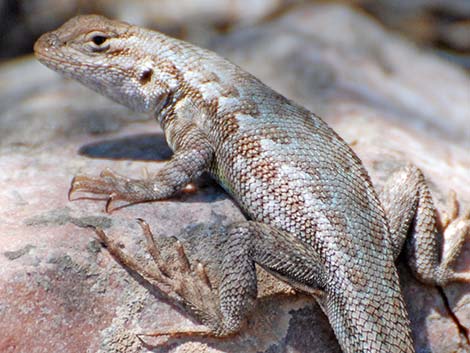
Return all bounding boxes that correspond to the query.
[69,121,214,211]
[380,164,470,285]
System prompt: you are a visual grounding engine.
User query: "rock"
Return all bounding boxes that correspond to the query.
[0,3,469,353]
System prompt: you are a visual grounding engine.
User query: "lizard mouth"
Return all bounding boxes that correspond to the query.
[34,50,72,74]
[34,39,84,74]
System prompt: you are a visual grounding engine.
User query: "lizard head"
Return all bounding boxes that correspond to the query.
[34,15,175,114]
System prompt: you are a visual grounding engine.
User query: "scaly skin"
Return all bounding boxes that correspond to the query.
[34,15,470,353]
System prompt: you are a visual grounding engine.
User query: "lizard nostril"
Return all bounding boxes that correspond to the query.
[48,33,62,48]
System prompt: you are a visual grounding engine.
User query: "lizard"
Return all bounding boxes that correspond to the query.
[33,15,470,353]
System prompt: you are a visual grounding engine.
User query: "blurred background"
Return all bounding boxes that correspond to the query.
[1,0,470,70]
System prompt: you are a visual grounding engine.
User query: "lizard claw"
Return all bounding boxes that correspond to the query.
[67,169,137,211]
[68,176,77,201]
[69,173,107,197]
[68,174,98,200]
[175,240,191,272]
[105,192,118,213]
[196,262,212,290]
[100,167,129,181]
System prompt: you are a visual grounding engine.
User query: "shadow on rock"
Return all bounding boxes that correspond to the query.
[78,133,172,161]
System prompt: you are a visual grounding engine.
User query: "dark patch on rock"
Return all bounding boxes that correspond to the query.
[24,208,112,229]
[87,239,102,255]
[24,207,72,227]
[48,254,77,272]
[264,342,285,353]
[4,244,35,260]
[286,304,340,353]
[70,216,112,229]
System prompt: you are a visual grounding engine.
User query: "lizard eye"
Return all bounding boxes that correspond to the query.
[92,35,107,45]
[86,32,110,52]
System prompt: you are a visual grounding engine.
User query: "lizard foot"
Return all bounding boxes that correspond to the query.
[69,168,152,212]
[94,220,228,337]
[435,191,470,285]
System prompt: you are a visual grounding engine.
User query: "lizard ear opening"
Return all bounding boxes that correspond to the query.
[139,69,154,85]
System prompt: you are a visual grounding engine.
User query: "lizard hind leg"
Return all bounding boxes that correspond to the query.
[136,219,242,337]
[94,219,327,341]
[135,220,327,338]
[380,164,470,286]
[94,221,249,339]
